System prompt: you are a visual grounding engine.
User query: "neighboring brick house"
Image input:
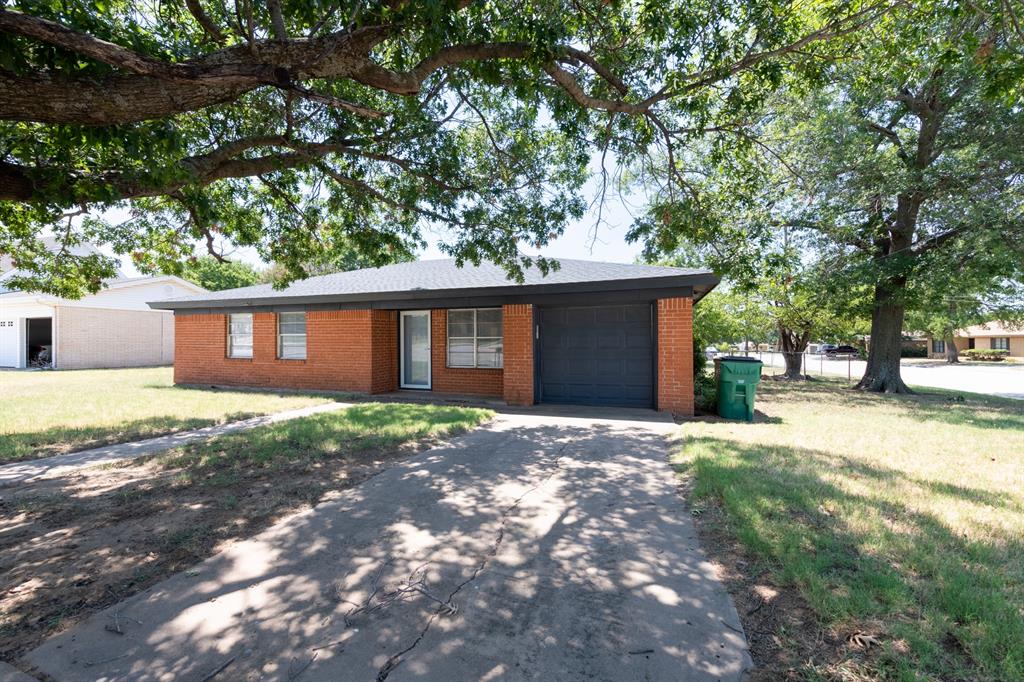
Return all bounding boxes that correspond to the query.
[151,259,718,415]
[0,274,205,369]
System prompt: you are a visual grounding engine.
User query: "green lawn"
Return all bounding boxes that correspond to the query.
[0,367,334,463]
[674,380,1024,680]
[157,401,493,479]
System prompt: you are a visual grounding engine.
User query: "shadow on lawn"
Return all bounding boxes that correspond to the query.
[0,403,491,663]
[3,407,747,682]
[2,384,344,464]
[675,435,1024,680]
[758,379,1024,431]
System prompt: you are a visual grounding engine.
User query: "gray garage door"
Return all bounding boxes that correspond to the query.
[538,304,654,408]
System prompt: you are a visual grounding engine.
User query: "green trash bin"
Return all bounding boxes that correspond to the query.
[714,356,763,421]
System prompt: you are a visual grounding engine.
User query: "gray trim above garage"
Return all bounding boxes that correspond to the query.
[158,285,702,315]
[149,258,719,315]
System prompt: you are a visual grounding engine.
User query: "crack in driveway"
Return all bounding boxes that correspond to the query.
[374,440,570,681]
[24,410,752,682]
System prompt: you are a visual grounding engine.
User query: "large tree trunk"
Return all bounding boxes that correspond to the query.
[856,279,911,393]
[945,332,959,364]
[778,324,810,380]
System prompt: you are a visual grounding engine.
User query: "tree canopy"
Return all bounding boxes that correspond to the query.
[179,254,261,290]
[634,0,1024,391]
[0,0,893,295]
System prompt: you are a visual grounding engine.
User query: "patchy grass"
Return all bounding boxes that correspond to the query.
[0,367,334,463]
[673,379,1024,681]
[0,402,491,659]
[156,402,492,476]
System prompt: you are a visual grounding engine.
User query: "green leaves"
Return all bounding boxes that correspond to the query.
[639,0,1023,342]
[0,0,907,294]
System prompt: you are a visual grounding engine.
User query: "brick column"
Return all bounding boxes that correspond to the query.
[253,312,276,361]
[502,304,534,406]
[657,297,694,416]
[369,309,398,393]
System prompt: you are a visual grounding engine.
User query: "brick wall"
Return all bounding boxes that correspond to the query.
[55,305,174,369]
[174,310,384,393]
[371,310,398,393]
[429,309,504,396]
[657,297,695,416]
[502,304,534,406]
[172,301,691,411]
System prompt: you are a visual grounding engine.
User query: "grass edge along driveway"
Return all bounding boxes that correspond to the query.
[0,367,335,463]
[673,379,1023,681]
[0,401,493,659]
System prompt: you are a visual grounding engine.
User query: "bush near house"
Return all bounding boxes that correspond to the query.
[961,348,1010,361]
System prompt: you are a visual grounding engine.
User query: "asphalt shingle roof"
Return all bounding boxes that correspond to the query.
[154,258,714,308]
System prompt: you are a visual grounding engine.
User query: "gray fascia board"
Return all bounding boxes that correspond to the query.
[149,272,720,312]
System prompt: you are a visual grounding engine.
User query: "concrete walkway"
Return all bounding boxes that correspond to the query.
[0,402,353,487]
[23,408,750,681]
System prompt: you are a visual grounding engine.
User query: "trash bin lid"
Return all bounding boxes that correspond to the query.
[719,356,762,363]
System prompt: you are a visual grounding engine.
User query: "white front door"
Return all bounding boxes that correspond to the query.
[400,310,431,389]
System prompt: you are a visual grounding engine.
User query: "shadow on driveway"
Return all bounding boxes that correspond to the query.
[25,410,749,682]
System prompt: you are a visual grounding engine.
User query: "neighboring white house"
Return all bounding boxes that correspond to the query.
[0,267,205,370]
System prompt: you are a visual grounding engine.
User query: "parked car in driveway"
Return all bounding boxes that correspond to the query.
[825,344,859,357]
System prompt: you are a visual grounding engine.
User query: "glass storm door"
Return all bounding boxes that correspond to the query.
[400,310,431,389]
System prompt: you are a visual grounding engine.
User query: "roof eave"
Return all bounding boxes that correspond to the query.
[149,271,720,311]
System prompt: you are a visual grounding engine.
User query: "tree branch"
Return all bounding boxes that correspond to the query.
[0,9,190,78]
[267,0,287,40]
[0,1,892,126]
[184,0,226,43]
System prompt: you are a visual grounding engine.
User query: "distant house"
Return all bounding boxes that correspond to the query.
[0,250,205,368]
[928,321,1024,359]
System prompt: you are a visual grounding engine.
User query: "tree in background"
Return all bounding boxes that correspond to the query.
[634,0,1024,392]
[180,233,416,289]
[690,287,766,372]
[660,238,847,380]
[179,255,260,291]
[0,0,893,295]
[906,257,1024,364]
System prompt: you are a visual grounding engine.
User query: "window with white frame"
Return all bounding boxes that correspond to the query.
[992,337,1010,351]
[278,312,307,359]
[932,339,945,354]
[447,308,503,368]
[227,313,253,358]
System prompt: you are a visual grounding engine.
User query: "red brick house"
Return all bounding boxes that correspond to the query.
[149,259,718,415]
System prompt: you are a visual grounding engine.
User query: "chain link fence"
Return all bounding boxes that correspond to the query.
[720,349,860,383]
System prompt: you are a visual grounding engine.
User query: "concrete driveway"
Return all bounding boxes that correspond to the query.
[24,408,750,682]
